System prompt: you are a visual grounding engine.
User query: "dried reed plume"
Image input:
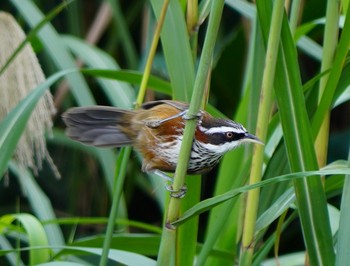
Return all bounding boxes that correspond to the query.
[0,12,59,178]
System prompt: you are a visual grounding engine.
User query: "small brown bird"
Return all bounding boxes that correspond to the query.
[62,100,261,196]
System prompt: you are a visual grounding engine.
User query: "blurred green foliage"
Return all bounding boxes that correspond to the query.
[0,0,350,265]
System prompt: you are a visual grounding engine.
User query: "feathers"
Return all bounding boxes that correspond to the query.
[62,106,134,147]
[141,100,189,111]
[62,101,262,174]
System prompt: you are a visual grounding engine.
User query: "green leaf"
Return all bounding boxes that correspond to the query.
[0,246,156,266]
[10,0,119,196]
[262,251,306,266]
[150,0,195,101]
[255,188,295,232]
[0,213,50,265]
[56,246,156,266]
[81,69,172,96]
[0,0,73,76]
[311,6,350,136]
[9,161,65,248]
[0,235,25,266]
[62,35,135,108]
[73,233,161,256]
[173,165,350,226]
[11,0,95,106]
[0,69,75,178]
[255,1,337,263]
[336,157,350,265]
[38,263,85,266]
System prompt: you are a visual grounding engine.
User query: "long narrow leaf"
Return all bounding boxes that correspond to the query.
[150,0,195,101]
[312,6,350,136]
[1,213,50,265]
[11,0,95,106]
[335,153,350,265]
[9,161,65,248]
[173,165,350,226]
[256,1,336,263]
[81,69,172,95]
[62,35,135,108]
[274,14,335,265]
[0,69,74,178]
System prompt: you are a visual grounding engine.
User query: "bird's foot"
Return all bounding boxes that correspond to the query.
[151,169,187,198]
[165,184,188,198]
[182,110,203,120]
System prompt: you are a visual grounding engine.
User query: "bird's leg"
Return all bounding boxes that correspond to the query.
[145,110,202,128]
[145,110,187,128]
[152,169,173,182]
[152,169,188,198]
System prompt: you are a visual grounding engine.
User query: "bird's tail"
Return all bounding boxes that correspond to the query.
[62,106,135,147]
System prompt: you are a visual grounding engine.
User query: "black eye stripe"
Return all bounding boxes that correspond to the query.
[226,132,245,141]
[206,132,246,145]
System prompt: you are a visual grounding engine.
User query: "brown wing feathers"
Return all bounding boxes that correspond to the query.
[62,106,133,147]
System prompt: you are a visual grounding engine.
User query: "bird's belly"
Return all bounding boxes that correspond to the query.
[153,138,222,174]
[155,138,182,168]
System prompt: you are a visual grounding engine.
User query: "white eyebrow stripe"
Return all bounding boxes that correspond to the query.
[199,125,247,134]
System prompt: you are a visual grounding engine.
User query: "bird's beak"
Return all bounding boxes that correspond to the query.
[244,133,264,145]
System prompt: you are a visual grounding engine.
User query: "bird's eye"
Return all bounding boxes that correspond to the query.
[226,132,234,139]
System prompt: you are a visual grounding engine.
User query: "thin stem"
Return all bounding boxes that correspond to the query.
[157,1,225,265]
[289,0,302,34]
[240,0,285,265]
[314,0,339,167]
[187,0,199,62]
[311,4,350,136]
[136,0,170,107]
[168,0,225,223]
[0,0,72,76]
[186,0,198,33]
[99,148,132,266]
[99,1,169,265]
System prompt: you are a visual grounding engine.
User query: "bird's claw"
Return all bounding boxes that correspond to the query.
[151,169,187,198]
[182,110,203,120]
[145,120,162,128]
[165,184,188,198]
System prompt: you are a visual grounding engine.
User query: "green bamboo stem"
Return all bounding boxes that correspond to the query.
[175,1,200,264]
[99,1,169,265]
[186,0,198,34]
[314,0,339,167]
[167,0,224,224]
[156,1,225,265]
[239,0,285,265]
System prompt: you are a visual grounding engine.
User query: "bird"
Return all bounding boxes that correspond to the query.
[62,100,262,197]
